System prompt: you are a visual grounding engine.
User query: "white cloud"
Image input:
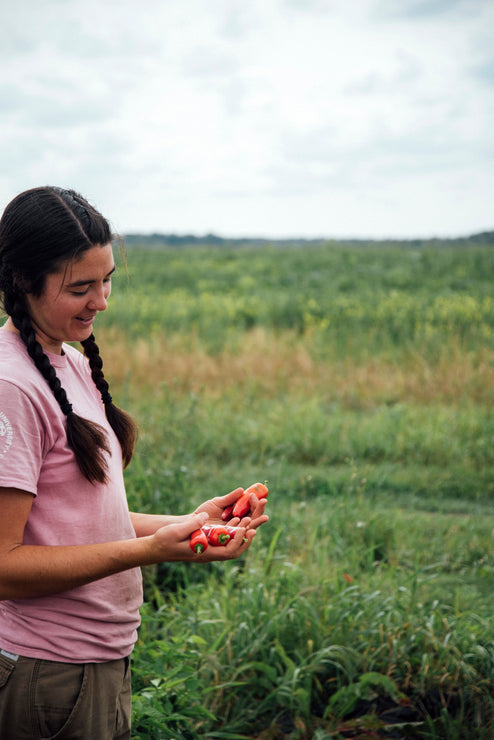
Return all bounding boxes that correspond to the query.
[0,0,493,238]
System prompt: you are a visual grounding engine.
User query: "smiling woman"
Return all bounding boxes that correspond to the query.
[0,186,268,740]
[0,187,134,482]
[24,244,115,355]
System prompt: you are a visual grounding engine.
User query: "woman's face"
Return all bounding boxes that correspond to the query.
[24,243,115,354]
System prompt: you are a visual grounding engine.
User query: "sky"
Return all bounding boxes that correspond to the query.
[1,0,493,239]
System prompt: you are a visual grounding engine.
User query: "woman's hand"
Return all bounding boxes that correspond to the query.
[194,487,269,530]
[150,510,256,562]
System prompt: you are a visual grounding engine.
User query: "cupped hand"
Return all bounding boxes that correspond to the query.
[193,487,243,524]
[229,492,269,530]
[194,487,269,531]
[151,510,256,563]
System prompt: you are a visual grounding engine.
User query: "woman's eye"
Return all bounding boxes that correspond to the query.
[72,288,89,296]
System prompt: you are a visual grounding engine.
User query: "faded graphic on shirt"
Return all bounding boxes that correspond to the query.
[0,411,13,459]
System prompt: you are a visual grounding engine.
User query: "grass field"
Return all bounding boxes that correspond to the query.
[97,240,494,738]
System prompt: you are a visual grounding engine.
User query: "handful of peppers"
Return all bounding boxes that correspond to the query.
[222,481,269,521]
[189,482,269,554]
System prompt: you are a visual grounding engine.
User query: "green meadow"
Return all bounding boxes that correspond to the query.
[99,239,494,738]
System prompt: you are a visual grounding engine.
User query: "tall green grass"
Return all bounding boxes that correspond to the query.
[129,495,494,738]
[106,243,494,358]
[57,241,492,736]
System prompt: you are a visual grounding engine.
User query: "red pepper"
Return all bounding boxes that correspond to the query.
[231,492,251,518]
[221,504,235,522]
[189,528,208,554]
[201,524,236,546]
[246,482,269,499]
[231,482,269,518]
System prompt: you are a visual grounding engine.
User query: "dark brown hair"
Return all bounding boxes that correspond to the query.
[0,186,137,483]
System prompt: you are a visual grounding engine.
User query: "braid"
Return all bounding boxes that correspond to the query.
[81,333,138,468]
[81,333,111,400]
[11,301,73,415]
[9,298,110,484]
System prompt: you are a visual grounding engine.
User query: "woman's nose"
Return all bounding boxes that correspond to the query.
[88,285,109,311]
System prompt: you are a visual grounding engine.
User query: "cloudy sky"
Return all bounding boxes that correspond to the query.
[1,0,493,239]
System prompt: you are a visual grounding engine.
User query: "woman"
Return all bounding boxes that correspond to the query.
[0,186,268,739]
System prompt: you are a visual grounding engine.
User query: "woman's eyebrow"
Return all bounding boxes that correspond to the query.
[65,265,116,288]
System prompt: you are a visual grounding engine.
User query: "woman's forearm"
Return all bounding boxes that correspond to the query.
[0,508,251,600]
[0,536,155,600]
[129,511,186,537]
[0,491,256,601]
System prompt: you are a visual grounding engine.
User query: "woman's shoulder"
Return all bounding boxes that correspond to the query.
[0,330,31,379]
[0,340,48,408]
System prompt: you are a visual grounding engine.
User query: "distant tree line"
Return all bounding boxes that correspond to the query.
[123,231,494,249]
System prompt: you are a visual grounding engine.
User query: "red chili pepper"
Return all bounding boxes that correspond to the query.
[201,524,235,546]
[189,528,208,554]
[231,482,269,518]
[221,504,235,522]
[231,492,251,518]
[245,482,269,500]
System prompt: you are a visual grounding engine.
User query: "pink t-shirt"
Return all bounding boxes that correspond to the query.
[0,329,143,662]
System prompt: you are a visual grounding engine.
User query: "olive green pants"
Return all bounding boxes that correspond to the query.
[0,649,131,739]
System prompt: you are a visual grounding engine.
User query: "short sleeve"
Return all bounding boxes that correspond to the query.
[0,380,45,495]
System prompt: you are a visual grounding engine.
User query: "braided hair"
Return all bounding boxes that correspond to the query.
[0,186,137,483]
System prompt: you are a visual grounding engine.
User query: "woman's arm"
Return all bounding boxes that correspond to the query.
[129,511,187,537]
[130,487,269,538]
[0,487,253,601]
